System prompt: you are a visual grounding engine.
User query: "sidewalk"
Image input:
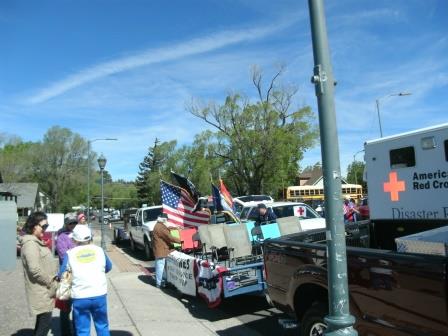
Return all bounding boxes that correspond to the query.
[0,231,261,336]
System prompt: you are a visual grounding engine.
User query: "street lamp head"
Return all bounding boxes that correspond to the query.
[97,154,107,170]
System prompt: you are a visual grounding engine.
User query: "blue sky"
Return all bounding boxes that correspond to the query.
[1,0,447,182]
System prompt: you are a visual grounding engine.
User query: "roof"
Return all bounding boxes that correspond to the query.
[0,183,38,208]
[298,166,323,186]
[364,122,448,145]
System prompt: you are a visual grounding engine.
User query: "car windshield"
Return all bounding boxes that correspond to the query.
[143,208,162,222]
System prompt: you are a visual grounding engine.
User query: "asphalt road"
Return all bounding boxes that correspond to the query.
[101,221,299,336]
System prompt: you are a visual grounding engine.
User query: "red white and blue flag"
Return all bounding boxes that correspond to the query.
[211,183,235,214]
[219,179,234,210]
[160,180,210,227]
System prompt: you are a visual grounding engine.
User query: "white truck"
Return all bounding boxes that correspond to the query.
[128,205,163,260]
[364,123,448,249]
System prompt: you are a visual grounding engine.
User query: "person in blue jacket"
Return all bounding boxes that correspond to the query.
[249,203,277,226]
[59,225,112,336]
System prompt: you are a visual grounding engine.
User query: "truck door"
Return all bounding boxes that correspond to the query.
[348,250,447,335]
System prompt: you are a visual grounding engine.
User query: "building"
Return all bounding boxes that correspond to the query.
[0,183,49,217]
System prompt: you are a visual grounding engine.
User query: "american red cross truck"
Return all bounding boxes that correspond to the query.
[364,123,448,249]
[263,124,448,335]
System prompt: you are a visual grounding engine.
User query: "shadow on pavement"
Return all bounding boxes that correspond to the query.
[11,329,33,336]
[155,286,291,335]
[120,247,148,262]
[110,331,134,336]
[215,319,298,336]
[137,274,155,286]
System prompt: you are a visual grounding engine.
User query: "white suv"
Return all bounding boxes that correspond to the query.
[129,205,163,260]
[233,195,274,217]
[240,201,326,231]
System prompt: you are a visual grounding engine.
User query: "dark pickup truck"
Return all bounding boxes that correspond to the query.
[263,221,448,336]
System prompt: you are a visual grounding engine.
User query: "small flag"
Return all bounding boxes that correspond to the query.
[219,179,234,209]
[171,171,201,204]
[211,184,223,212]
[160,180,210,227]
[212,184,234,214]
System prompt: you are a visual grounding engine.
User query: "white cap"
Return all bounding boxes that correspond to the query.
[70,225,92,242]
[157,216,167,224]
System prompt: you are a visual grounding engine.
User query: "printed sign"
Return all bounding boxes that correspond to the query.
[46,213,64,232]
[166,250,196,296]
[293,205,307,218]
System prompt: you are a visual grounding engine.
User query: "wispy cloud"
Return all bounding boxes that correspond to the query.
[25,16,300,105]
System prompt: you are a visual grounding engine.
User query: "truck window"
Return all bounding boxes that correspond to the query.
[445,140,448,161]
[143,208,162,222]
[390,146,415,168]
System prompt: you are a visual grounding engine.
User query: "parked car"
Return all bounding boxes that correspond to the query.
[240,201,326,231]
[233,195,274,217]
[358,197,369,219]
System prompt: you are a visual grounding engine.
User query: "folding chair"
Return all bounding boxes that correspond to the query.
[179,228,199,253]
[207,224,227,262]
[260,223,281,240]
[277,216,303,236]
[223,224,254,266]
[244,221,257,242]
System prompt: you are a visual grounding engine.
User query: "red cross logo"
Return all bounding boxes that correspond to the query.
[296,206,305,216]
[383,171,406,201]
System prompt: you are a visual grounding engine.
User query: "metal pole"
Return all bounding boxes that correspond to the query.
[87,141,91,226]
[375,99,383,137]
[100,168,105,250]
[307,1,357,335]
[87,138,117,227]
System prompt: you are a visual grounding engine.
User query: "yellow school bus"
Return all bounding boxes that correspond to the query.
[286,183,363,203]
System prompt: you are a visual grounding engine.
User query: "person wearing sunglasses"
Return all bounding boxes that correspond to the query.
[20,211,58,336]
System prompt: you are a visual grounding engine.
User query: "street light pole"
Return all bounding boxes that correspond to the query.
[375,92,412,137]
[87,138,117,225]
[97,154,107,250]
[308,0,357,335]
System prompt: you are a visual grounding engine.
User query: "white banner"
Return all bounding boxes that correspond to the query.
[46,213,64,232]
[166,250,196,296]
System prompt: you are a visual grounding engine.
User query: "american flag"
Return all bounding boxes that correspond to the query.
[160,180,210,227]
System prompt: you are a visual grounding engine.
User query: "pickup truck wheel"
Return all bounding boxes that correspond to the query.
[301,302,328,336]
[130,236,136,252]
[144,239,154,260]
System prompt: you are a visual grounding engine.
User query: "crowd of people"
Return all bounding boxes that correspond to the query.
[20,211,112,336]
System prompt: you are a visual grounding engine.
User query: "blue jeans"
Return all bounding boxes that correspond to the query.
[72,295,109,336]
[155,257,167,287]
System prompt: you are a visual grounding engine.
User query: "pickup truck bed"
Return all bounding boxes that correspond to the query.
[263,221,448,336]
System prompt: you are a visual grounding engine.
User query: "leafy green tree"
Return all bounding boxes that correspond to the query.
[0,141,37,182]
[32,126,88,212]
[346,160,366,189]
[189,66,319,196]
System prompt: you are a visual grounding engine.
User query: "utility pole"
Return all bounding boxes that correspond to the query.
[307,0,357,335]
